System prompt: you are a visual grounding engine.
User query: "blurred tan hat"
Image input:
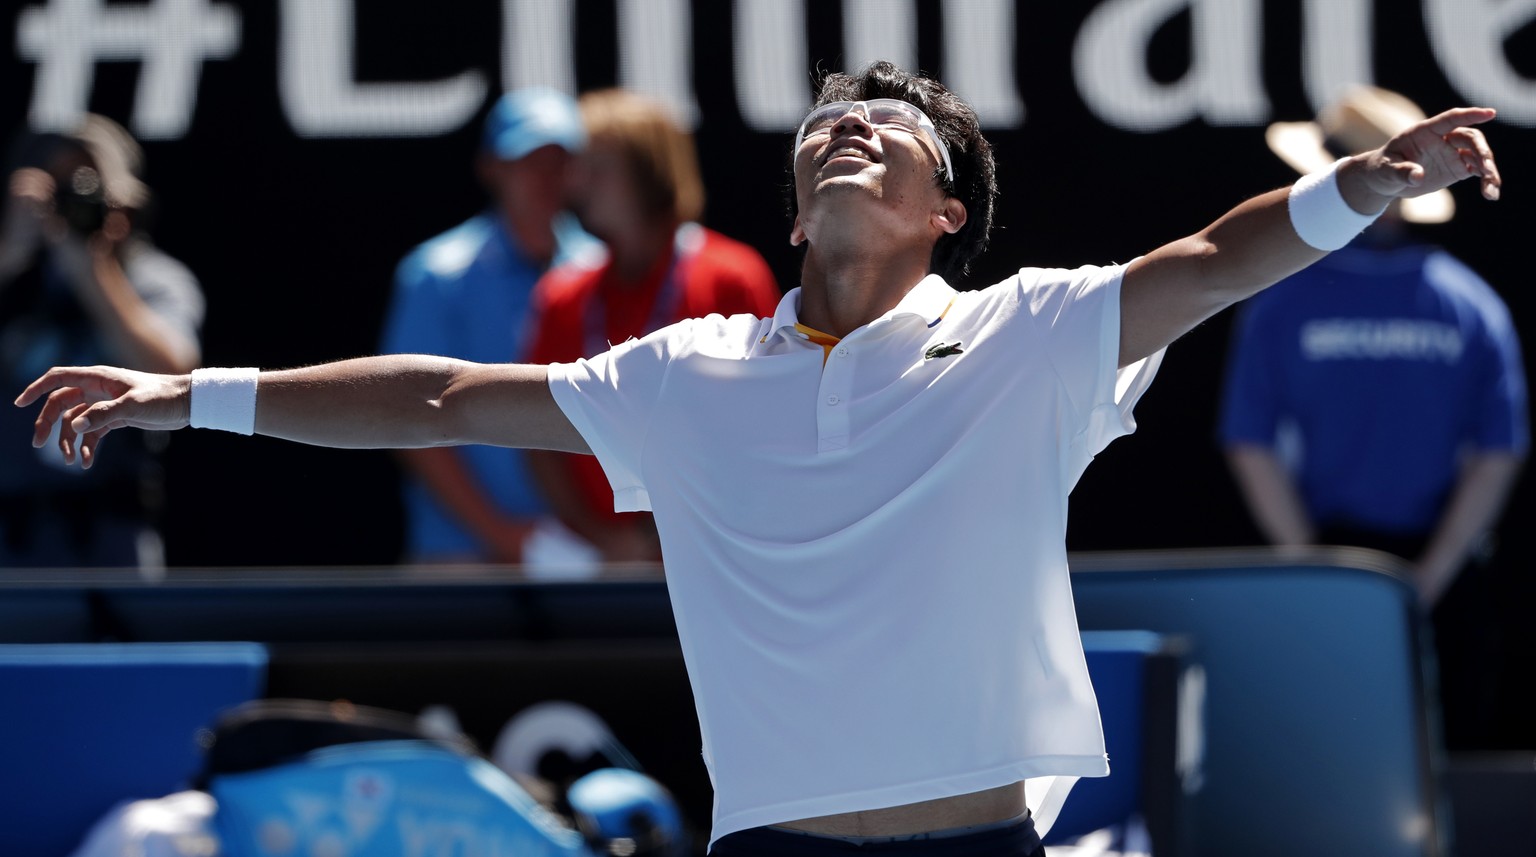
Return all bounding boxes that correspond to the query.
[65,114,150,210]
[1265,85,1453,224]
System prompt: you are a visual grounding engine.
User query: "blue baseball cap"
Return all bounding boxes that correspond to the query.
[481,87,586,161]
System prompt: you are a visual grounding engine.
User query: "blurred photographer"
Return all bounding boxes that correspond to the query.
[0,115,203,568]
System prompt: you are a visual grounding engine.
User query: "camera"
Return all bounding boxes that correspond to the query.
[54,165,108,236]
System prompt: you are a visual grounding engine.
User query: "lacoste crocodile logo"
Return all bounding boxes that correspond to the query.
[924,340,964,360]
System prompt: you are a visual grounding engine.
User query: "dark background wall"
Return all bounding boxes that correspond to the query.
[3,1,1532,665]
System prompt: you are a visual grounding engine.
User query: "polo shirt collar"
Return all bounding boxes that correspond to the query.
[764,289,807,342]
[764,274,957,344]
[887,274,958,327]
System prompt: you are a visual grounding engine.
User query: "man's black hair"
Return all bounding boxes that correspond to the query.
[785,61,998,282]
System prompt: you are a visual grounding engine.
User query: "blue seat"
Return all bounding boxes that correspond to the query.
[0,642,269,857]
[1071,551,1440,856]
[1043,630,1187,849]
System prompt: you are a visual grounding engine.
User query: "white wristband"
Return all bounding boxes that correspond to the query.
[1287,157,1384,251]
[189,367,259,435]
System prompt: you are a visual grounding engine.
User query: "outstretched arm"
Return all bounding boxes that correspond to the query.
[14,354,589,470]
[1119,107,1502,367]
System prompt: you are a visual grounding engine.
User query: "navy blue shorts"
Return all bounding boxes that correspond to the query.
[709,814,1045,856]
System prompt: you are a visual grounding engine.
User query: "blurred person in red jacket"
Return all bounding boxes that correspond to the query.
[524,88,781,572]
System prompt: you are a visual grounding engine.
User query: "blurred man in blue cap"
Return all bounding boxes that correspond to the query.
[379,88,600,567]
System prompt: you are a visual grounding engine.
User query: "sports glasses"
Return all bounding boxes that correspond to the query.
[794,99,955,185]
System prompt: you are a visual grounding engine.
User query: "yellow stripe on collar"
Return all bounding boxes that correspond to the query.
[928,294,957,328]
[794,323,841,364]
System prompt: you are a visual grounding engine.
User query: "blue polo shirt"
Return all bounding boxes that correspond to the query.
[381,209,597,557]
[1218,240,1528,535]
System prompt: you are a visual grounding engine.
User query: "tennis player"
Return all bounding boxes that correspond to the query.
[16,62,1501,856]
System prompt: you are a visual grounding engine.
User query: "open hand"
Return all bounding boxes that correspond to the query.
[13,366,190,469]
[1358,106,1501,203]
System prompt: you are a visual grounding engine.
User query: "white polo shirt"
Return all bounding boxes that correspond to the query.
[547,265,1164,849]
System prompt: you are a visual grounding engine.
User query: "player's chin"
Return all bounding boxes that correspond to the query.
[817,158,882,179]
[811,171,884,199]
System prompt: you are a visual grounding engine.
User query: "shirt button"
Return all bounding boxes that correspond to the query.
[826,395,840,405]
